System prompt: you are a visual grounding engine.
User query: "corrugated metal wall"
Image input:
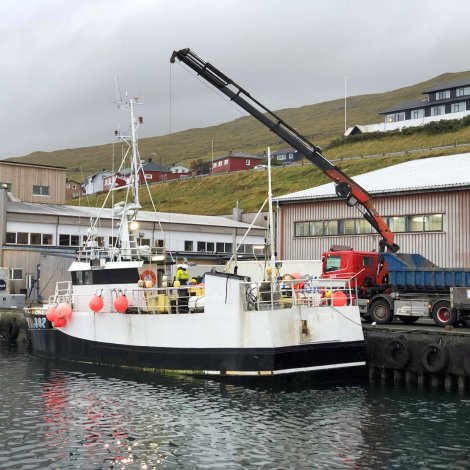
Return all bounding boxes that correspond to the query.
[279,189,470,268]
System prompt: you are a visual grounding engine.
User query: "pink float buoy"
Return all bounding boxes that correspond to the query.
[53,317,67,328]
[89,295,104,313]
[113,295,128,313]
[56,302,73,320]
[332,290,348,307]
[46,306,57,323]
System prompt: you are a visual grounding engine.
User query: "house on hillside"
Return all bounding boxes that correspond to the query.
[211,152,264,174]
[274,152,470,268]
[271,148,303,165]
[83,170,113,195]
[170,165,190,174]
[65,180,82,199]
[345,78,470,136]
[103,157,180,191]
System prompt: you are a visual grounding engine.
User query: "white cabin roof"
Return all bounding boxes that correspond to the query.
[7,202,263,230]
[275,153,470,202]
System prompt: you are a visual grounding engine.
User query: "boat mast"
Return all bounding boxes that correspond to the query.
[267,147,276,281]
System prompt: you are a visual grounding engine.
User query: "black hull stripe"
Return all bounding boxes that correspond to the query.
[29,330,366,374]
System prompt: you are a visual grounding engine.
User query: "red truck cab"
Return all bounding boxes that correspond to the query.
[321,248,387,293]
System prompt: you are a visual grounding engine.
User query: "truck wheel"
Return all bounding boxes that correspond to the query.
[398,316,419,325]
[431,300,457,327]
[369,299,393,324]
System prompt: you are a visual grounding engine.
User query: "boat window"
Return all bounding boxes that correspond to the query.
[325,255,341,272]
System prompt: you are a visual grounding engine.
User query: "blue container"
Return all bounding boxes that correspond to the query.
[382,253,470,290]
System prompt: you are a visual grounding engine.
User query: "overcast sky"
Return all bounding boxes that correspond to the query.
[1,0,469,159]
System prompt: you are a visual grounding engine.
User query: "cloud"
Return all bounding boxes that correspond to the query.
[0,0,469,158]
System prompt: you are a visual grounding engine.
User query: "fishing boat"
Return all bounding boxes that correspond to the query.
[24,97,366,378]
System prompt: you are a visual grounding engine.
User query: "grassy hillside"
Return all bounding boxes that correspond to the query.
[8,70,470,215]
[8,71,470,179]
[70,147,457,216]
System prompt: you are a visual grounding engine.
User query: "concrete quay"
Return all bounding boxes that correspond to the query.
[364,322,470,392]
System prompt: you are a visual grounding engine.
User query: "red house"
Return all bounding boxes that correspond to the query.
[211,152,264,174]
[103,158,179,190]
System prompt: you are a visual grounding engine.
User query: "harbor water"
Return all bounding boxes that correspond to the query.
[1,339,470,469]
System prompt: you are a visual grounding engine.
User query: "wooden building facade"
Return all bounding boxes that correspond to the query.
[0,160,66,204]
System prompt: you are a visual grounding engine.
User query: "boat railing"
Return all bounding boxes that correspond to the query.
[242,277,358,311]
[49,281,73,305]
[69,284,205,315]
[62,277,357,315]
[79,245,167,263]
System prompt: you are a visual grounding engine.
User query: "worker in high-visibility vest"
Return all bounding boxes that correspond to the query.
[175,265,189,286]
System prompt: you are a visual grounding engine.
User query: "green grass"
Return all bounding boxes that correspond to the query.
[69,148,450,215]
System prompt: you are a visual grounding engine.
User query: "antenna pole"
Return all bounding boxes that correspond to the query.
[129,98,140,208]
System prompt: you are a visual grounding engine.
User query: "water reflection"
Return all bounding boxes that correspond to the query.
[0,340,469,469]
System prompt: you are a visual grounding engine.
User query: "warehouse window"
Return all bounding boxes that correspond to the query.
[33,185,50,196]
[10,269,22,280]
[294,213,443,237]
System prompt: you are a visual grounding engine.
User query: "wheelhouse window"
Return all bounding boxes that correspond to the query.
[32,185,50,196]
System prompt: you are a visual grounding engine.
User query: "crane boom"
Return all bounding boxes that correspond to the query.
[170,48,399,253]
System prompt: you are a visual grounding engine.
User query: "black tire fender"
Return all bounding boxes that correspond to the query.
[384,339,411,369]
[420,343,448,374]
[463,349,470,376]
[6,320,19,341]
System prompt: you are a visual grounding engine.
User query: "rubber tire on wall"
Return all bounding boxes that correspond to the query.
[420,343,448,374]
[463,349,470,376]
[384,339,411,369]
[431,300,457,327]
[369,299,394,324]
[6,321,19,341]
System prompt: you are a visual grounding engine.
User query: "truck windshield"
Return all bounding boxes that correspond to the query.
[325,255,341,272]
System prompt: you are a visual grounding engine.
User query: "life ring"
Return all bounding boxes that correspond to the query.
[420,343,448,374]
[384,340,411,369]
[140,270,157,287]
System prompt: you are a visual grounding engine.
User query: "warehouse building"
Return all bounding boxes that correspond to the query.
[0,192,265,299]
[274,153,470,268]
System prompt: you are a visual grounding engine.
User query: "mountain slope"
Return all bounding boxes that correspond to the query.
[9,70,470,182]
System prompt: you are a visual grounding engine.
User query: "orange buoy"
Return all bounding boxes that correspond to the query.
[89,295,104,313]
[56,302,72,320]
[46,306,57,323]
[332,290,348,306]
[53,317,67,328]
[113,295,129,313]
